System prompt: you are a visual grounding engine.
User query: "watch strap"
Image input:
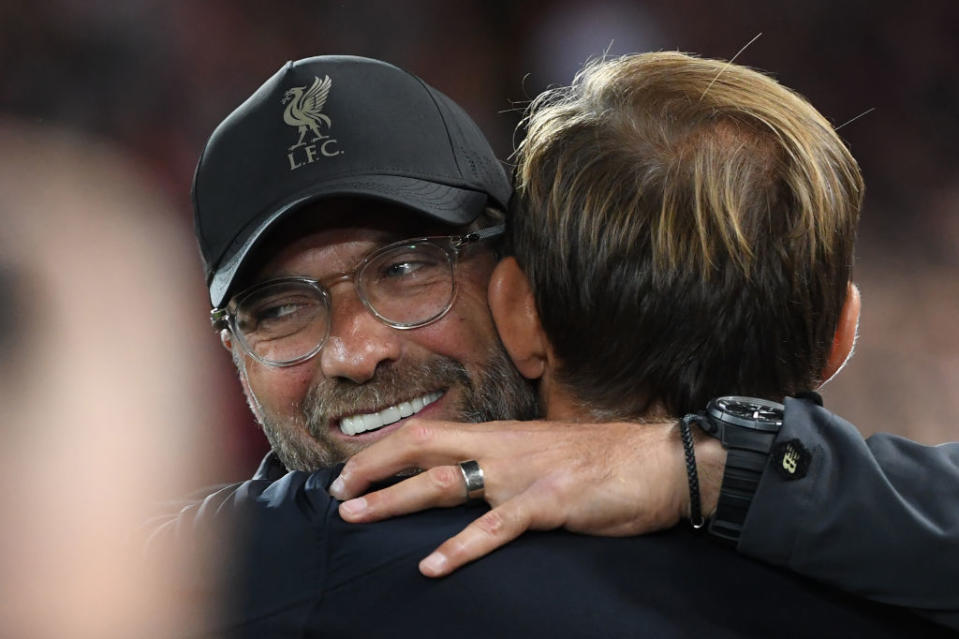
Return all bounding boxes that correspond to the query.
[708,447,770,542]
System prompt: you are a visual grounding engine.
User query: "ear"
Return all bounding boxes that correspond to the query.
[219,328,234,352]
[820,282,861,384]
[488,257,548,380]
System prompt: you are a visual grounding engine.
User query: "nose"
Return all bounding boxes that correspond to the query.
[318,287,401,384]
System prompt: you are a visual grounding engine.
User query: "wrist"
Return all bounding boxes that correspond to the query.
[668,421,694,526]
[700,396,784,543]
[676,423,726,522]
[694,433,726,520]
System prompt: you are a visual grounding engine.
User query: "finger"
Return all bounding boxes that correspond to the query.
[418,496,535,578]
[334,418,563,499]
[331,419,493,499]
[339,464,467,522]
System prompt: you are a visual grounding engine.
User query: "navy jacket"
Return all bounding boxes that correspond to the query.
[158,454,951,638]
[742,398,959,630]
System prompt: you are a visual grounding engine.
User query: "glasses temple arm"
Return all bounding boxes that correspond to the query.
[463,224,505,244]
[210,308,229,330]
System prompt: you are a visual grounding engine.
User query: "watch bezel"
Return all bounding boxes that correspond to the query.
[705,396,784,432]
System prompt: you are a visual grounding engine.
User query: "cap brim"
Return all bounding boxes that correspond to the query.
[208,175,488,307]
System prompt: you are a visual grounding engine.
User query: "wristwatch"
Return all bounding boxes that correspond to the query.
[699,396,784,543]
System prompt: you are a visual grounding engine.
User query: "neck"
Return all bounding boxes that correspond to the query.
[541,371,669,422]
[544,392,592,422]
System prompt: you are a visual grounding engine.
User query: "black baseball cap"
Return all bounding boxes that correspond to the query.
[193,55,511,308]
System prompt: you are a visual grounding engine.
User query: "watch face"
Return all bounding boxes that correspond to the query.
[706,396,784,431]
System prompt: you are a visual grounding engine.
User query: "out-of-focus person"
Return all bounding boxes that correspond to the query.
[0,120,225,638]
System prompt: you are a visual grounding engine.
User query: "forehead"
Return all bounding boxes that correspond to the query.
[248,198,454,281]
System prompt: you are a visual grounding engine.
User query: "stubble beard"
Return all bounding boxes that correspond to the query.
[252,343,538,472]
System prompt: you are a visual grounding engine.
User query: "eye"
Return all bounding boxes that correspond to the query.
[372,246,447,279]
[257,302,302,321]
[252,297,317,326]
[237,292,321,334]
[382,259,428,278]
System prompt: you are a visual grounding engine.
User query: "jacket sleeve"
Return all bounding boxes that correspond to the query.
[738,397,959,630]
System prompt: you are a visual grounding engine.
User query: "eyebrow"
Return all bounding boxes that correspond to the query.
[251,230,428,285]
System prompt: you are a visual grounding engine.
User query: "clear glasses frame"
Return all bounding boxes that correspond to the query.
[210,224,504,367]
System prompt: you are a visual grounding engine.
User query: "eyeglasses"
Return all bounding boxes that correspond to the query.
[210,225,504,367]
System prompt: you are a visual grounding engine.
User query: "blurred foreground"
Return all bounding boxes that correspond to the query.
[0,121,227,638]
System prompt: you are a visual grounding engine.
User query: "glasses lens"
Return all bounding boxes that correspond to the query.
[234,281,328,364]
[360,241,455,327]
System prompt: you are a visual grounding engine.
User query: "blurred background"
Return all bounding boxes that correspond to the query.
[1,0,956,487]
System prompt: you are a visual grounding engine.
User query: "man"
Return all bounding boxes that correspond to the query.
[161,53,953,635]
[195,54,539,475]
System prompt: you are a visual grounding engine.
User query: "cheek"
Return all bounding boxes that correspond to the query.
[409,280,499,364]
[244,357,317,413]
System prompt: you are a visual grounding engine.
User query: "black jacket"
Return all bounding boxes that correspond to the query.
[156,452,951,638]
[741,398,959,630]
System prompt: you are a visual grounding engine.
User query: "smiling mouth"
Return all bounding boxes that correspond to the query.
[338,391,443,436]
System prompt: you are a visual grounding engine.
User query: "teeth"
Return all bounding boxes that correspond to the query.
[381,406,401,424]
[340,391,442,436]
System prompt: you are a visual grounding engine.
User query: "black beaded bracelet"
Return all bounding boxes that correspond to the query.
[679,414,705,529]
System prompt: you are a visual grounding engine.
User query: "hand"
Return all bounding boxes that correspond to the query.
[329,418,726,577]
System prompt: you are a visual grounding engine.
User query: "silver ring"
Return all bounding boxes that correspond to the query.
[457,460,485,501]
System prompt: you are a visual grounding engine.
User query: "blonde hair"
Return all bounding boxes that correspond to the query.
[511,51,864,416]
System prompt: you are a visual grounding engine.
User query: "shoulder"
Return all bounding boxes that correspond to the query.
[148,464,340,551]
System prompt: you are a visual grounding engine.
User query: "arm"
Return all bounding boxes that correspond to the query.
[330,418,724,575]
[739,397,959,629]
[332,404,959,629]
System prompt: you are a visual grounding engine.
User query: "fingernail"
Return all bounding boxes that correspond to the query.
[330,475,345,498]
[339,497,367,518]
[420,552,447,577]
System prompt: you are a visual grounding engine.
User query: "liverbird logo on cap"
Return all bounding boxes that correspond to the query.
[282,75,341,170]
